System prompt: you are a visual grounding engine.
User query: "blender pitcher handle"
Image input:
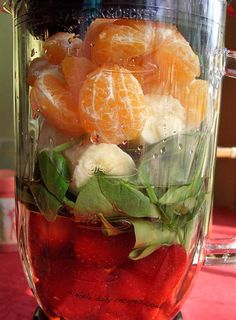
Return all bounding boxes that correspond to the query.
[205,238,236,265]
[204,51,236,266]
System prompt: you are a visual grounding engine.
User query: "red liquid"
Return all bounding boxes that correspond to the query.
[27,212,188,320]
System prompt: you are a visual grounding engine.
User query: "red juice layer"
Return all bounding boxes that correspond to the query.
[27,212,188,320]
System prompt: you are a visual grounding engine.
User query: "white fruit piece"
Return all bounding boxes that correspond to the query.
[141,94,186,144]
[65,143,136,189]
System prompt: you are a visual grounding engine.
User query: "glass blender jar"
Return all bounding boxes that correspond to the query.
[1,0,236,319]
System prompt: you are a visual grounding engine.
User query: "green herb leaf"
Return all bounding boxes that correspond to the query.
[38,149,70,202]
[129,219,179,260]
[63,197,76,209]
[159,177,204,205]
[138,132,204,187]
[75,176,113,216]
[29,183,61,221]
[17,184,37,207]
[98,175,160,218]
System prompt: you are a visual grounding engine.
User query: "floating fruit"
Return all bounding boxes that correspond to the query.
[69,143,136,188]
[141,245,188,320]
[43,32,82,64]
[90,23,151,67]
[141,94,186,144]
[139,25,200,86]
[78,65,146,144]
[28,213,75,267]
[27,56,50,86]
[30,66,83,136]
[177,79,209,127]
[83,18,114,59]
[61,56,95,101]
[74,227,135,267]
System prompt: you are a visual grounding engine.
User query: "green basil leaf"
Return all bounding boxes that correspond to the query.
[38,149,70,201]
[98,175,161,218]
[75,176,113,216]
[17,184,36,207]
[29,183,61,221]
[63,197,76,209]
[138,132,204,187]
[129,219,179,260]
[158,177,204,205]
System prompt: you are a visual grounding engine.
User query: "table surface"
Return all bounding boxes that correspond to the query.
[0,207,236,320]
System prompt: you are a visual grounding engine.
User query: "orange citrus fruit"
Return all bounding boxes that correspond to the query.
[27,56,50,86]
[78,65,146,144]
[177,79,209,127]
[82,18,114,59]
[30,66,83,136]
[142,75,209,127]
[140,27,201,85]
[43,32,83,64]
[113,19,156,45]
[90,23,151,67]
[61,56,95,101]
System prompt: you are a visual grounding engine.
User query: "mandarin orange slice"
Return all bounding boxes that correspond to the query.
[27,56,50,86]
[82,18,114,59]
[90,24,150,67]
[177,79,209,127]
[78,65,146,144]
[61,56,95,101]
[43,32,83,64]
[138,25,200,86]
[30,66,83,136]
[113,19,156,45]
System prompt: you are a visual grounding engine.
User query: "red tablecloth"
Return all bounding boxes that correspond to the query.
[0,208,236,320]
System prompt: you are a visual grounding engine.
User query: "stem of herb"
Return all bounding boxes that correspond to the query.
[53,141,78,153]
[146,186,158,204]
[63,197,75,209]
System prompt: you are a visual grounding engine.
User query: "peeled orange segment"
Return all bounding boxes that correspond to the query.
[43,32,83,64]
[82,18,114,59]
[79,65,146,145]
[30,67,83,136]
[27,56,50,86]
[139,26,201,86]
[177,79,209,127]
[152,36,200,85]
[90,24,149,67]
[113,19,156,45]
[61,56,95,101]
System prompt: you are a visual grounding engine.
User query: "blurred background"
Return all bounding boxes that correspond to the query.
[215,0,236,210]
[0,1,236,209]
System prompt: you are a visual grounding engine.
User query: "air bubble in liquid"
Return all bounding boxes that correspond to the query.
[32,108,40,120]
[160,147,166,154]
[49,136,54,150]
[178,143,183,150]
[138,145,143,151]
[90,133,100,144]
[122,140,128,145]
[152,153,158,159]
[31,49,36,57]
